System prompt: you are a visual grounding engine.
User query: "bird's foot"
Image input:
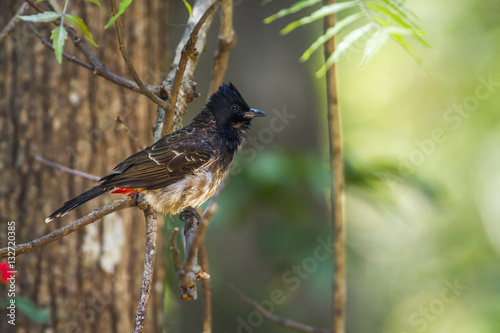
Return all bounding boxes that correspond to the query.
[134,193,149,211]
[180,206,201,225]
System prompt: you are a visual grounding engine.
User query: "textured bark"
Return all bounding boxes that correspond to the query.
[0,0,170,332]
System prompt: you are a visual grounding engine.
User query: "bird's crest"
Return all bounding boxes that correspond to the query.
[206,83,249,110]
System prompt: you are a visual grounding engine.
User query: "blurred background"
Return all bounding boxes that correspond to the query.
[1,0,500,332]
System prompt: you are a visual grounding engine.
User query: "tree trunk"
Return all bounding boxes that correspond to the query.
[0,1,170,332]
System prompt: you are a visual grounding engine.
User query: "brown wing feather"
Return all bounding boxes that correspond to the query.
[100,130,215,191]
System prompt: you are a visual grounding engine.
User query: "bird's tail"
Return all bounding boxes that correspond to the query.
[45,185,110,223]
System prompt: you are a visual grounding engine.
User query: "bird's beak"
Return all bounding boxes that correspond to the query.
[244,109,266,118]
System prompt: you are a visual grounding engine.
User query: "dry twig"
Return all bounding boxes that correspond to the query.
[0,2,29,44]
[161,0,224,136]
[23,0,164,95]
[230,285,332,333]
[0,196,138,258]
[323,1,346,332]
[110,0,169,111]
[207,0,236,96]
[133,205,158,333]
[34,154,101,181]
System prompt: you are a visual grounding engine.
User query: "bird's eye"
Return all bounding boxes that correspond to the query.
[231,105,239,112]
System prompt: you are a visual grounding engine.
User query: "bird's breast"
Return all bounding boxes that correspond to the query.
[143,168,226,215]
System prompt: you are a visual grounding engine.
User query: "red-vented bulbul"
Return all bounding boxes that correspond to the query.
[45,83,265,223]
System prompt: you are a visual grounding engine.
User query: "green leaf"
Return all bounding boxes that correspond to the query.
[382,0,420,24]
[374,16,430,72]
[17,11,60,23]
[65,14,99,47]
[300,12,363,62]
[361,29,389,66]
[14,297,49,323]
[50,25,68,64]
[86,0,104,12]
[366,2,430,48]
[264,0,322,24]
[36,0,47,2]
[105,0,134,29]
[380,0,420,29]
[280,1,357,35]
[316,23,373,77]
[182,0,193,17]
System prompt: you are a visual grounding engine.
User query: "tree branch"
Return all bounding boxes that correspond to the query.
[23,0,164,96]
[0,196,138,258]
[160,0,224,137]
[323,1,346,332]
[110,0,169,111]
[34,154,101,181]
[133,205,158,333]
[230,285,332,333]
[207,0,236,96]
[0,2,29,44]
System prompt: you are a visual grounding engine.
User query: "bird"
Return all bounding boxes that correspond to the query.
[45,83,265,223]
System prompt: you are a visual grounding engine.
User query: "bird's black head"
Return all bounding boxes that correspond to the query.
[206,83,265,145]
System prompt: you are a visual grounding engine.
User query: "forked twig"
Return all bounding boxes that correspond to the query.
[162,0,224,136]
[109,0,169,110]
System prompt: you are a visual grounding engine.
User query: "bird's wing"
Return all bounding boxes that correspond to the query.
[100,132,215,191]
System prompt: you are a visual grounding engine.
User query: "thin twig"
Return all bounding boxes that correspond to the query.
[0,196,138,258]
[26,22,94,69]
[199,240,212,333]
[207,0,236,96]
[0,2,29,44]
[323,1,346,332]
[115,115,146,150]
[23,0,164,95]
[170,228,181,271]
[133,205,158,333]
[162,0,224,136]
[110,0,169,111]
[229,285,332,333]
[34,154,101,181]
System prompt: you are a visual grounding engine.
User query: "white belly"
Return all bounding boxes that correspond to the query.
[143,171,222,215]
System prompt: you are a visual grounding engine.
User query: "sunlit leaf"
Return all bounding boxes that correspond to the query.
[367,2,430,48]
[105,0,134,29]
[281,1,357,35]
[361,29,389,66]
[264,0,322,24]
[382,0,420,23]
[182,0,193,17]
[316,23,373,77]
[86,0,104,12]
[50,25,68,64]
[300,12,363,62]
[65,14,99,47]
[380,0,420,29]
[17,11,60,23]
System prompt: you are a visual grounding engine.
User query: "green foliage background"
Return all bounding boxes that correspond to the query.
[163,1,500,332]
